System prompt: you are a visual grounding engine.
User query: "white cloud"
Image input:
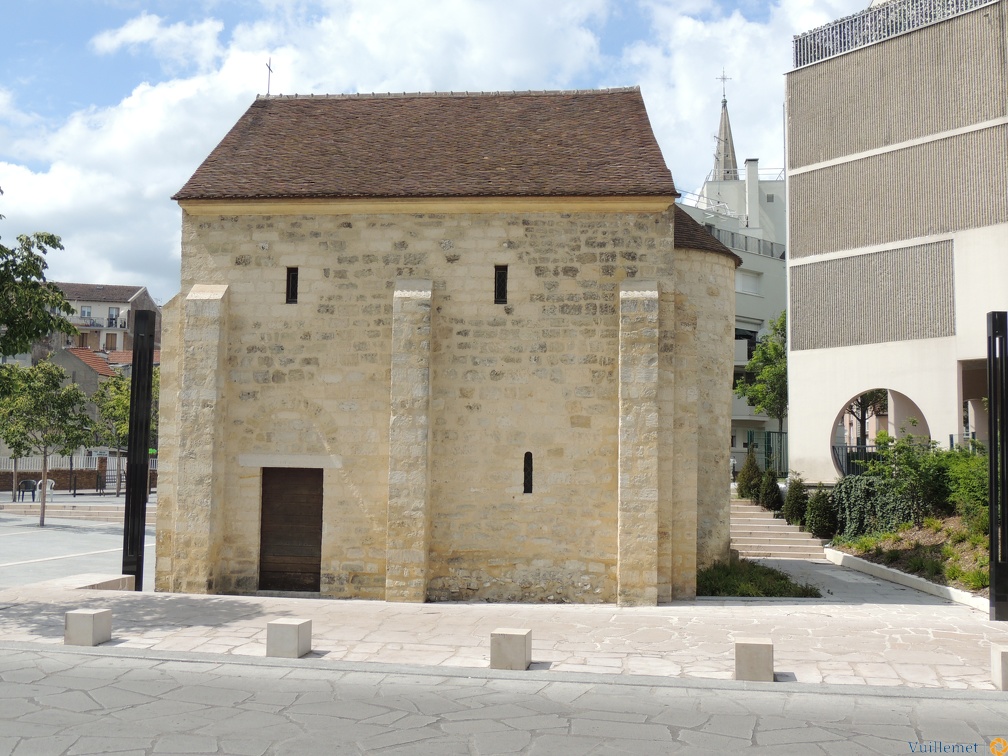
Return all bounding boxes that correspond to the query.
[1,0,870,303]
[90,12,225,73]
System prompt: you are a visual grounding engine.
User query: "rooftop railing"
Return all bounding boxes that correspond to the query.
[793,0,997,69]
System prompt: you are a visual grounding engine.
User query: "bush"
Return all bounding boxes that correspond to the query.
[958,499,990,537]
[946,446,988,509]
[782,473,809,526]
[758,469,783,512]
[697,559,820,598]
[736,446,761,500]
[831,474,911,538]
[805,485,838,539]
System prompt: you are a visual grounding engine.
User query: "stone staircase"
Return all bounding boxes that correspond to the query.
[730,499,827,559]
[0,501,157,525]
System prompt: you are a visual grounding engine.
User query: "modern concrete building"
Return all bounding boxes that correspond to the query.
[786,0,1008,482]
[679,94,787,472]
[157,88,741,604]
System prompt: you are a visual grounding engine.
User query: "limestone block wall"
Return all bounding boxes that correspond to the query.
[158,204,735,603]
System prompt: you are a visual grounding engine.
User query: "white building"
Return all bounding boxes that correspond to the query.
[679,94,787,472]
[786,0,1008,482]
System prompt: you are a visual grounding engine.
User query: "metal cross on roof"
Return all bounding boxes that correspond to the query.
[717,69,731,100]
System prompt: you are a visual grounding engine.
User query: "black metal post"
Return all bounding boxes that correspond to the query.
[122,310,156,591]
[988,311,1008,620]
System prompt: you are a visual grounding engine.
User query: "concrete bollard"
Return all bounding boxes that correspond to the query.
[266,618,312,658]
[490,628,532,670]
[65,609,112,646]
[734,637,774,682]
[993,644,1008,691]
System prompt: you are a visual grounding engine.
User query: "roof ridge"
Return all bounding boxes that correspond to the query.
[255,86,641,101]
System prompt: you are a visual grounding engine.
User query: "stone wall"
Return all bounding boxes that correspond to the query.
[157,204,735,602]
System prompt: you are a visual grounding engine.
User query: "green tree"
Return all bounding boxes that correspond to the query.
[0,201,76,356]
[92,367,160,495]
[0,364,31,501]
[734,311,787,432]
[93,372,130,496]
[0,362,93,526]
[847,389,888,446]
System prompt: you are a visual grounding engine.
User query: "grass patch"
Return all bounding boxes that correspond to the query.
[697,559,821,598]
[831,513,989,597]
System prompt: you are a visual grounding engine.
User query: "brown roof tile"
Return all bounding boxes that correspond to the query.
[673,205,742,267]
[174,88,678,201]
[54,282,146,304]
[107,350,161,366]
[65,348,116,378]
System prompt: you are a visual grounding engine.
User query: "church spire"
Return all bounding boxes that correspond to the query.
[713,70,739,181]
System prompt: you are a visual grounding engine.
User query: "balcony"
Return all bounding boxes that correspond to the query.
[71,316,127,329]
[793,0,995,68]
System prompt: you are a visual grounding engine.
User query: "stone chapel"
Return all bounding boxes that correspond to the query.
[156,87,739,604]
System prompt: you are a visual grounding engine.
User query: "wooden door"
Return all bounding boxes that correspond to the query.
[259,468,323,591]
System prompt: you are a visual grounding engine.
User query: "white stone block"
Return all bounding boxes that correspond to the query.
[490,628,532,670]
[267,618,312,658]
[734,637,774,682]
[993,644,1008,691]
[65,609,112,646]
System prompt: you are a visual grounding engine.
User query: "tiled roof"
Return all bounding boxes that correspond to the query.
[174,88,678,201]
[65,348,116,377]
[107,350,161,366]
[673,205,742,267]
[54,282,145,304]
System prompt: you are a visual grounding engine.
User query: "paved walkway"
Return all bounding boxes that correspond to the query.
[2,643,1006,755]
[2,510,1008,752]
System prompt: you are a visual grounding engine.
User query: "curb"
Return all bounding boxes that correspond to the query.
[823,547,990,613]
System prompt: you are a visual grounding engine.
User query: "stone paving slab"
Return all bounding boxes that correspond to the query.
[1,645,1007,755]
[1,559,1007,692]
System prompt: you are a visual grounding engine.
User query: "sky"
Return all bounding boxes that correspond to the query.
[0,0,866,305]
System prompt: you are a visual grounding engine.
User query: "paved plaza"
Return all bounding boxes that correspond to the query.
[1,507,1007,753]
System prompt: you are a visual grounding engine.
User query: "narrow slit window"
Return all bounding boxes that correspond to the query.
[286,267,299,304]
[523,451,533,494]
[494,265,508,304]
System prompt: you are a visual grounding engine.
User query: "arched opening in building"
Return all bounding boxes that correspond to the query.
[829,389,931,476]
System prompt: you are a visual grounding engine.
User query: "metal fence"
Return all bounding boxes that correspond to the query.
[746,430,788,476]
[793,0,996,68]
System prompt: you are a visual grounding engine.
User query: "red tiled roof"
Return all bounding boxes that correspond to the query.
[174,88,679,201]
[107,350,161,366]
[65,348,116,377]
[673,205,742,267]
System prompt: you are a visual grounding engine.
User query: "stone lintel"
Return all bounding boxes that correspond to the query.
[386,279,433,602]
[617,280,660,606]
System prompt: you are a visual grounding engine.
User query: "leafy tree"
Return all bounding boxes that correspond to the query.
[734,311,787,432]
[0,364,31,501]
[0,361,93,526]
[93,372,130,496]
[847,389,888,446]
[0,200,76,357]
[92,366,160,495]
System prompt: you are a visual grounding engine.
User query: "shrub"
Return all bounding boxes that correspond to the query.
[782,473,809,526]
[736,446,761,500]
[831,474,910,538]
[962,568,990,591]
[805,485,838,539]
[759,469,783,512]
[946,445,988,509]
[957,499,989,538]
[697,559,820,598]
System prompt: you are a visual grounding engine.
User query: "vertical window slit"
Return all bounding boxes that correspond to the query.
[494,265,508,304]
[286,267,299,304]
[523,451,533,494]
